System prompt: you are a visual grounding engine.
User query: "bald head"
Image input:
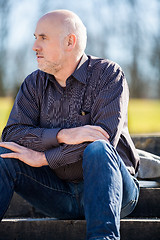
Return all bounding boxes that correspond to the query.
[38,10,87,57]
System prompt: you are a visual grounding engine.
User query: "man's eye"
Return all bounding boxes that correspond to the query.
[42,36,46,40]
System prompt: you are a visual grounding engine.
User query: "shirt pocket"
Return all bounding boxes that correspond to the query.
[77,112,91,126]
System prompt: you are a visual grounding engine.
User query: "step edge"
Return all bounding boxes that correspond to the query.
[2,218,160,223]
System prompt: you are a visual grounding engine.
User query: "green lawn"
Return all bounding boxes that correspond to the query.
[128,99,160,134]
[0,98,160,138]
[0,98,13,138]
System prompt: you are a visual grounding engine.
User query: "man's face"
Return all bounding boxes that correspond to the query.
[33,18,65,75]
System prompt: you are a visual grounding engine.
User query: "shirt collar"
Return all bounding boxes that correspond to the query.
[72,53,89,85]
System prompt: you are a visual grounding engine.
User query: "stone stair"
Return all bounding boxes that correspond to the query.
[1,217,160,240]
[1,135,160,240]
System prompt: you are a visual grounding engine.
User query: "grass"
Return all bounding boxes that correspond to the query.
[0,97,13,138]
[128,99,160,134]
[0,98,160,138]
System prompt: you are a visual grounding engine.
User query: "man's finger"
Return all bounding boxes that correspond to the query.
[0,152,19,159]
[0,142,22,152]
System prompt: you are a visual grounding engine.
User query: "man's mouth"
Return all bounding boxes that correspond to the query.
[37,55,44,58]
[36,53,44,59]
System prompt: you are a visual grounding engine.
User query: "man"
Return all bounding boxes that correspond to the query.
[0,10,139,240]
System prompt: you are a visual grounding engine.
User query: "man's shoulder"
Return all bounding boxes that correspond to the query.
[88,55,124,86]
[22,70,49,93]
[26,69,48,81]
[88,55,123,73]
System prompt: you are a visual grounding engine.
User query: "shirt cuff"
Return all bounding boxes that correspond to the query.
[45,146,64,169]
[44,143,87,170]
[42,128,61,148]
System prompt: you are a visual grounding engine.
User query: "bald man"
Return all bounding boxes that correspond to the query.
[0,10,139,240]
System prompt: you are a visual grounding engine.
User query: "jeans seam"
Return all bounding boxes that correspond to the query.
[16,172,75,196]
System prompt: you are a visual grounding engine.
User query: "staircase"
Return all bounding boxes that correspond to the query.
[1,135,160,240]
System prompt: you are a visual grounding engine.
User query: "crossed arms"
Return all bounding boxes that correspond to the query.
[0,125,109,167]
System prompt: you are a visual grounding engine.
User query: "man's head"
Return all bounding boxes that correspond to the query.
[33,10,87,77]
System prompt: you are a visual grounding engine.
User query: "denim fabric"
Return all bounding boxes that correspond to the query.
[0,141,139,240]
[0,147,84,220]
[83,140,139,240]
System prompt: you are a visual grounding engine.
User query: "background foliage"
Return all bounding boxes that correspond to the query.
[0,0,160,98]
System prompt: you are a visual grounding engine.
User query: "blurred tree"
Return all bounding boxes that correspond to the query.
[0,0,11,96]
[125,0,146,98]
[150,0,160,98]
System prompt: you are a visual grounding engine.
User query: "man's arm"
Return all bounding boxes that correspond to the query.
[2,72,61,151]
[0,125,109,168]
[56,66,129,148]
[57,125,109,144]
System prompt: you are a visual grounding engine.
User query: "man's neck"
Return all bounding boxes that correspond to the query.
[54,55,82,87]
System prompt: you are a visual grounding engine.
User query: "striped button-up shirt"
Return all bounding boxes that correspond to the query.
[2,54,139,182]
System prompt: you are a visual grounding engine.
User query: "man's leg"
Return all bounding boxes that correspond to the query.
[0,147,83,220]
[83,140,139,240]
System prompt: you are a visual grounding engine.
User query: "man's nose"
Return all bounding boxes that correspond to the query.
[32,40,41,52]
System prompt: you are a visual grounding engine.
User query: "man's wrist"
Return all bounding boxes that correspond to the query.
[57,129,65,143]
[41,152,48,166]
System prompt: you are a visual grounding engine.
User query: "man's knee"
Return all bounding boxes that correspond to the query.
[83,140,110,167]
[83,140,111,157]
[83,140,120,170]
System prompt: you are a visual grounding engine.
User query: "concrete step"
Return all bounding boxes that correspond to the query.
[4,193,46,219]
[132,135,160,155]
[4,181,160,218]
[0,218,160,240]
[129,182,160,217]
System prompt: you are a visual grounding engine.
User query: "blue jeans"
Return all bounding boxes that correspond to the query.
[0,140,139,240]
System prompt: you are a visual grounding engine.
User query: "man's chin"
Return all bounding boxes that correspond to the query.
[38,66,51,74]
[38,63,61,75]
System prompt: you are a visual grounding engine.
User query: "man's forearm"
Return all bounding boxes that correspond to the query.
[0,125,109,170]
[2,125,61,151]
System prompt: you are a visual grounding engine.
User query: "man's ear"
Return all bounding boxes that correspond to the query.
[65,34,77,51]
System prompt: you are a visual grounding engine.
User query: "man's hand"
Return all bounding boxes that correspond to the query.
[57,125,110,145]
[0,142,48,167]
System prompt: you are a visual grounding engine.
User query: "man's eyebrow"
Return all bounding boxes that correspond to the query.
[33,33,47,37]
